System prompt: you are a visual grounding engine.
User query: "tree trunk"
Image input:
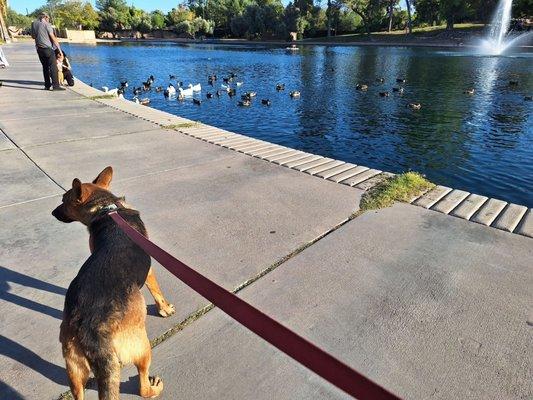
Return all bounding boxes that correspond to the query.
[446,15,454,30]
[405,0,412,35]
[0,12,10,43]
[388,1,394,32]
[327,0,331,37]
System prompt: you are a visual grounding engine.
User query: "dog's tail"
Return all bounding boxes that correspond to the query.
[77,323,120,400]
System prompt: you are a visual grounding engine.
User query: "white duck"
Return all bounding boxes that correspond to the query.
[164,84,176,97]
[191,83,201,92]
[220,83,230,92]
[178,85,194,97]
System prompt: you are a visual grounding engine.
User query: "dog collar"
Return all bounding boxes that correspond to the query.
[100,203,119,213]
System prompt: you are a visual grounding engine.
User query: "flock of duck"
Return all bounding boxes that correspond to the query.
[100,74,531,110]
[101,72,301,108]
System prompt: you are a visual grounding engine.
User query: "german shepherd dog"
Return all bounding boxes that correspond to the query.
[52,167,173,399]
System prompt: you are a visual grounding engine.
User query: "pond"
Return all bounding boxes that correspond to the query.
[63,42,533,207]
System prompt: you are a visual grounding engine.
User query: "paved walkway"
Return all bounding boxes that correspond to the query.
[1,43,531,400]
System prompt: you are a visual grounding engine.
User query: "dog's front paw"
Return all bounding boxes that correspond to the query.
[141,376,164,398]
[157,301,175,318]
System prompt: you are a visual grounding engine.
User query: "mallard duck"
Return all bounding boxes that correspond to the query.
[379,91,389,97]
[396,78,406,83]
[238,99,251,107]
[392,87,404,94]
[193,98,202,105]
[408,102,421,110]
[464,88,475,95]
[276,83,285,91]
[261,99,271,106]
[356,84,368,91]
[290,91,301,98]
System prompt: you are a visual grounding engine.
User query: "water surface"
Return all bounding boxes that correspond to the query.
[64,42,533,206]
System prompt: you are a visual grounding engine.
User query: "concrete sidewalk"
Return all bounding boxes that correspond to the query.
[1,43,531,400]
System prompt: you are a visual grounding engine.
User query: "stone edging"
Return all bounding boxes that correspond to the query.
[69,79,532,239]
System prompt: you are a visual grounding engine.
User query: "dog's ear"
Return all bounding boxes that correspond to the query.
[92,166,113,189]
[72,178,83,201]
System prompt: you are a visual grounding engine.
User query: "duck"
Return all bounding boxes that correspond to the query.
[169,74,176,80]
[223,77,230,84]
[261,99,271,106]
[290,91,301,98]
[208,74,217,83]
[236,81,244,87]
[164,84,176,97]
[379,91,389,97]
[408,102,421,110]
[525,95,532,101]
[242,92,256,99]
[220,83,230,91]
[148,75,155,84]
[206,92,214,99]
[101,86,110,92]
[463,88,475,95]
[509,80,519,86]
[193,98,202,105]
[178,86,194,97]
[133,87,142,95]
[117,88,125,99]
[228,88,236,97]
[191,83,202,92]
[155,86,163,93]
[229,72,237,79]
[216,90,222,97]
[120,80,128,88]
[133,97,150,106]
[356,84,368,91]
[177,93,185,101]
[376,77,385,83]
[105,88,119,96]
[396,78,406,83]
[238,99,251,107]
[392,87,404,94]
[276,83,285,91]
[142,81,152,91]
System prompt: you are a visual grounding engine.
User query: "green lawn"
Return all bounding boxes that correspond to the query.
[304,23,485,43]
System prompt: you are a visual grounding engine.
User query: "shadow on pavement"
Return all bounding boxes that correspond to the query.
[0,79,43,86]
[0,379,25,400]
[0,335,68,386]
[0,265,66,320]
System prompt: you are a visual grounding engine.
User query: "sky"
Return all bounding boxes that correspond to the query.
[10,0,408,15]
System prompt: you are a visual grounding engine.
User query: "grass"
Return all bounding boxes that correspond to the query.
[306,23,484,43]
[360,172,434,211]
[162,122,200,130]
[88,94,117,100]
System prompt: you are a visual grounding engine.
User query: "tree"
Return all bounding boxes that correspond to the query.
[342,0,386,35]
[52,1,99,30]
[0,0,9,41]
[439,0,471,30]
[96,0,130,30]
[150,10,166,30]
[405,0,412,34]
[167,5,195,26]
[414,0,440,26]
[129,6,152,33]
[6,7,33,29]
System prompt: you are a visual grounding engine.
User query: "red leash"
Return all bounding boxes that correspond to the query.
[109,211,401,400]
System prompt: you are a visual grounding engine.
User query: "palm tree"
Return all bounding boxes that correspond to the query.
[405,0,413,34]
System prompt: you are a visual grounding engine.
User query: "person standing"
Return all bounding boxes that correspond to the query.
[31,12,65,91]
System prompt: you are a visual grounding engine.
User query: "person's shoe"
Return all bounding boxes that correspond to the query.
[44,86,52,91]
[52,86,66,91]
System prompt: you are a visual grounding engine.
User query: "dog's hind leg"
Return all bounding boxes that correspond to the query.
[134,334,164,398]
[62,338,91,400]
[145,267,175,318]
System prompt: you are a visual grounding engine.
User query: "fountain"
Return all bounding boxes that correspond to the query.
[478,0,532,55]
